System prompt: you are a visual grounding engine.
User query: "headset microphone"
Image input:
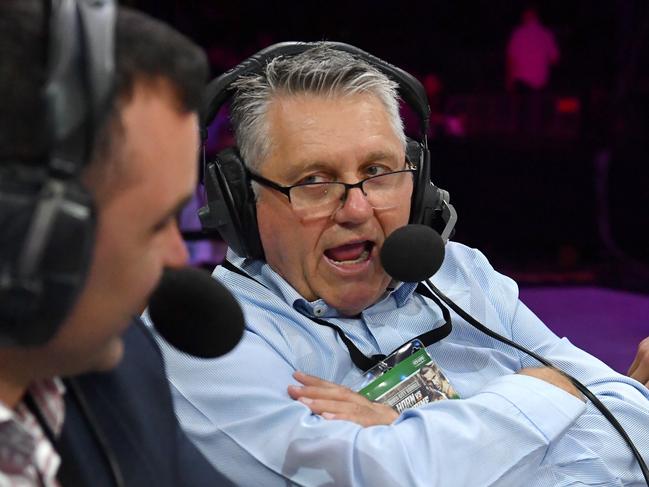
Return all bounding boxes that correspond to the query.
[148,267,245,359]
[380,224,445,283]
[380,224,649,483]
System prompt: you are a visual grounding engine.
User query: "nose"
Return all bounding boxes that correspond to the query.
[164,223,189,268]
[332,186,373,224]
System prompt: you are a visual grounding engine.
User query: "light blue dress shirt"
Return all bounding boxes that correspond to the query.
[152,242,649,486]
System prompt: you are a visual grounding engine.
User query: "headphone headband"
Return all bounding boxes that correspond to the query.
[201,41,431,142]
[45,0,115,177]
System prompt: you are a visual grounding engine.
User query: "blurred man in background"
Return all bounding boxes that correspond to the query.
[506,5,560,92]
[507,5,560,135]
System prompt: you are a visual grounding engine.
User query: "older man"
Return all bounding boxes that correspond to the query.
[159,43,649,486]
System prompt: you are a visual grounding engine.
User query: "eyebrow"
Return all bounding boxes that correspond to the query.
[282,150,401,182]
[282,161,330,183]
[154,193,193,230]
[360,150,400,165]
[171,194,193,220]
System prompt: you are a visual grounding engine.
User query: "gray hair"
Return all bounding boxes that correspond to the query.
[230,44,406,171]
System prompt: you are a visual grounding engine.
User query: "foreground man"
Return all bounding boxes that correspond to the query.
[0,1,231,485]
[158,43,649,486]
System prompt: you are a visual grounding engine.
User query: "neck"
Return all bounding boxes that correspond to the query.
[0,351,35,408]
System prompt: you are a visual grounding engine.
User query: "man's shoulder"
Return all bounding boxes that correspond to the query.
[61,318,232,486]
[67,318,171,423]
[435,240,518,301]
[76,319,165,393]
[120,318,166,376]
[442,240,488,268]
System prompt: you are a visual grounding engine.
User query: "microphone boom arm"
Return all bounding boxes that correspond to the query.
[439,197,457,244]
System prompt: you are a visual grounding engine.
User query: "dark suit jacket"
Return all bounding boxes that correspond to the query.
[58,318,233,486]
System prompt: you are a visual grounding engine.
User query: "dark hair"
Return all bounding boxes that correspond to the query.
[112,7,207,115]
[0,0,207,166]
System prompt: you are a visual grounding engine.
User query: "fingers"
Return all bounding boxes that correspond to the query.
[287,382,361,404]
[320,403,398,427]
[290,391,397,427]
[293,371,340,388]
[628,356,649,387]
[628,337,649,386]
[628,356,639,377]
[631,364,649,388]
[289,373,367,415]
[288,382,371,424]
[293,396,364,417]
[289,371,399,427]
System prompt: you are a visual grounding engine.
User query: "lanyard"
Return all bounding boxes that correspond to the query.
[221,260,452,372]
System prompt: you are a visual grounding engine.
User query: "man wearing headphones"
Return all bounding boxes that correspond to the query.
[0,1,232,485]
[158,43,649,486]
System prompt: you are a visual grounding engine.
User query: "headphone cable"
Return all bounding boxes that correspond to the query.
[424,279,649,485]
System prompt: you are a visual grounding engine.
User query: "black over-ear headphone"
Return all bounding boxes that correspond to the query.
[198,41,457,260]
[0,0,116,346]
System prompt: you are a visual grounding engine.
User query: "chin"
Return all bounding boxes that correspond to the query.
[88,337,125,372]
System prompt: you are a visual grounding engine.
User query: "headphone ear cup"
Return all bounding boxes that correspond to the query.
[1,0,114,346]
[0,177,96,346]
[407,138,441,227]
[199,147,263,260]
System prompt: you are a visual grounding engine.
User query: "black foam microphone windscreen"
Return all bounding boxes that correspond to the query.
[380,224,445,282]
[148,267,244,359]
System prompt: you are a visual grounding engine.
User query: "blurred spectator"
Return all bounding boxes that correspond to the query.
[506,5,560,135]
[506,5,559,91]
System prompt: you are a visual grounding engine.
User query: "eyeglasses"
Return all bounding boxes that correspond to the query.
[246,165,416,219]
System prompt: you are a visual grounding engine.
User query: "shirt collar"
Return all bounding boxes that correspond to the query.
[1,378,65,428]
[0,378,65,429]
[226,250,420,317]
[27,377,66,436]
[0,378,65,480]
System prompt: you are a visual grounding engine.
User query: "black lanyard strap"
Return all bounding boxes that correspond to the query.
[220,260,452,372]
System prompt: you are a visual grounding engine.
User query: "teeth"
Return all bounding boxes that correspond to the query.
[331,249,370,265]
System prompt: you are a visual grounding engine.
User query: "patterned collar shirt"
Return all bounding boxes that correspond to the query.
[0,379,65,487]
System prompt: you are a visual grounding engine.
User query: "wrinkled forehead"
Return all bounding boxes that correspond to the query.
[268,90,395,123]
[261,92,404,173]
[267,91,401,143]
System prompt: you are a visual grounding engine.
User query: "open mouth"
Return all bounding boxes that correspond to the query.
[324,241,375,265]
